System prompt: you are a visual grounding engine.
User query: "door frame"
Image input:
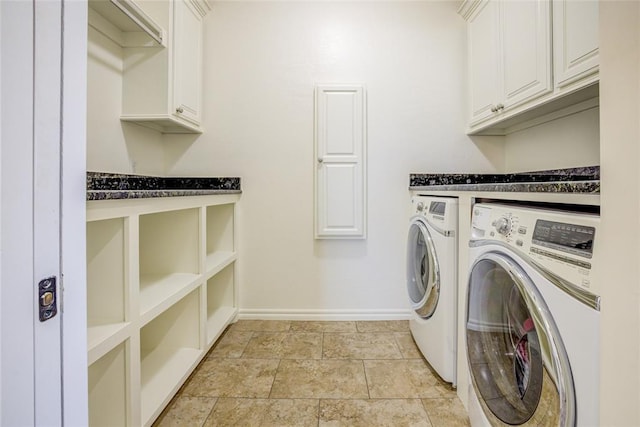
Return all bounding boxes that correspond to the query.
[60,1,88,425]
[0,0,87,424]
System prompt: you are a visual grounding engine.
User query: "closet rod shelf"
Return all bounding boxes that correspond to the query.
[88,0,166,48]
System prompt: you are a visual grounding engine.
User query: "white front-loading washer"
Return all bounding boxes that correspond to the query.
[466,203,600,427]
[407,195,458,385]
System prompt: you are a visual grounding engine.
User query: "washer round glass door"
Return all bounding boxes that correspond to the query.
[466,252,575,426]
[406,218,440,318]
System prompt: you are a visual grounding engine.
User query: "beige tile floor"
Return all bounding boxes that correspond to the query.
[154,320,470,427]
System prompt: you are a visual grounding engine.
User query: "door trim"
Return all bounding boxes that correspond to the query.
[61,0,89,424]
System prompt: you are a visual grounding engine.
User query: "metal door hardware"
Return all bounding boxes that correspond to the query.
[38,276,57,322]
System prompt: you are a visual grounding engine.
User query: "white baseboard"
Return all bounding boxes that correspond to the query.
[237,308,412,321]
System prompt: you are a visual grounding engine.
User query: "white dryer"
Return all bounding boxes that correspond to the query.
[466,203,600,427]
[406,195,458,385]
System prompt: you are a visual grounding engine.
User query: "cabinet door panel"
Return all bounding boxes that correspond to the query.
[553,0,599,88]
[315,85,366,239]
[468,0,500,125]
[321,164,359,230]
[501,0,552,108]
[173,0,202,125]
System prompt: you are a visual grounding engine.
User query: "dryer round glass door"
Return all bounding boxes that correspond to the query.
[406,218,440,318]
[466,252,575,426]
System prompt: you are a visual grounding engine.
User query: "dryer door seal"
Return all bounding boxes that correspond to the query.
[406,218,440,318]
[466,251,575,427]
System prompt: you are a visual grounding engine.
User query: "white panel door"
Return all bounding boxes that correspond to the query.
[1,2,37,423]
[500,0,552,108]
[315,85,366,239]
[553,0,599,88]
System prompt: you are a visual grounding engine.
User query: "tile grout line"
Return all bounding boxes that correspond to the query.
[362,359,371,400]
[420,398,436,427]
[267,357,283,399]
[238,330,254,358]
[200,397,220,427]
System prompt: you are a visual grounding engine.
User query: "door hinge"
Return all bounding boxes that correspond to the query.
[38,276,57,322]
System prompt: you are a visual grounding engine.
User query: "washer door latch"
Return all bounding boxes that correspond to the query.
[38,276,57,322]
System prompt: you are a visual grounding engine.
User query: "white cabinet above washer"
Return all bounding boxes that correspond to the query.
[553,0,599,90]
[459,0,599,135]
[464,0,552,127]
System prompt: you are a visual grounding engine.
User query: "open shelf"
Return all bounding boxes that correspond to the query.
[88,322,131,365]
[140,289,201,426]
[89,342,129,427]
[87,218,129,360]
[205,204,235,275]
[139,272,201,325]
[139,208,199,321]
[86,195,239,426]
[205,251,237,278]
[206,263,236,345]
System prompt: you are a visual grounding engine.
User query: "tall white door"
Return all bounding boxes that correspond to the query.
[1,2,38,422]
[314,85,367,239]
[1,0,87,425]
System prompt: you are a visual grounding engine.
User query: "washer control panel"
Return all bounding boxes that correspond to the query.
[471,203,600,296]
[492,216,512,236]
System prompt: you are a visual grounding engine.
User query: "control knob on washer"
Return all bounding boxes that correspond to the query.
[492,216,511,236]
[416,202,425,212]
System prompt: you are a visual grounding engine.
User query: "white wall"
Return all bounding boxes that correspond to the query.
[503,107,600,172]
[165,1,503,317]
[87,28,165,175]
[599,2,640,424]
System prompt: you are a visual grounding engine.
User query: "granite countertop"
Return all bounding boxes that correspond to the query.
[87,172,242,200]
[409,166,599,193]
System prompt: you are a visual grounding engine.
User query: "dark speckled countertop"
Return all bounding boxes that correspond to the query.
[409,166,599,193]
[87,172,241,200]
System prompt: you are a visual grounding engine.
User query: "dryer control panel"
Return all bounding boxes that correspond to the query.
[410,195,458,234]
[471,203,600,297]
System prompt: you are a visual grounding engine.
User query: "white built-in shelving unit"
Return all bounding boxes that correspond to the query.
[86,194,239,426]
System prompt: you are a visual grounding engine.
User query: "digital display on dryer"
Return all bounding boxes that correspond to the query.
[429,202,446,216]
[532,220,595,258]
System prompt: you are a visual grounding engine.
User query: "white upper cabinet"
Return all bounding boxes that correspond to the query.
[121,0,210,134]
[467,0,500,124]
[460,0,599,135]
[553,0,599,90]
[463,0,552,128]
[172,0,203,126]
[500,0,552,108]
